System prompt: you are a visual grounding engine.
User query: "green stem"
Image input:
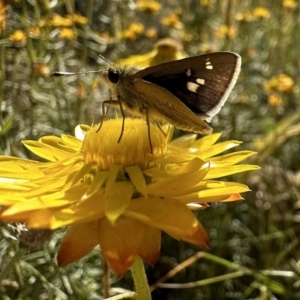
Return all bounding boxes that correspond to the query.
[130,256,151,300]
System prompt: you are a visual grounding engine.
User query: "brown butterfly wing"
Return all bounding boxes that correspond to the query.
[133,79,212,134]
[133,52,241,120]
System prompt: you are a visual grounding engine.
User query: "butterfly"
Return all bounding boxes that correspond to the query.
[53,52,241,152]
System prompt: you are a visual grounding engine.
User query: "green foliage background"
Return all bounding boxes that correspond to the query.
[1,0,300,299]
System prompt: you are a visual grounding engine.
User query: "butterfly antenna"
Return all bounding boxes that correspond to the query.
[98,55,113,66]
[52,70,104,76]
[52,55,113,77]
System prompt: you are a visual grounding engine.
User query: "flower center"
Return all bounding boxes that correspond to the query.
[81,118,168,170]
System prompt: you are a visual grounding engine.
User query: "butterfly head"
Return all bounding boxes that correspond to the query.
[101,68,121,91]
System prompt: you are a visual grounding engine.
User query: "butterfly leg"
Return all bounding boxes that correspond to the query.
[155,120,167,137]
[117,96,126,143]
[96,97,126,145]
[96,99,114,133]
[141,107,153,154]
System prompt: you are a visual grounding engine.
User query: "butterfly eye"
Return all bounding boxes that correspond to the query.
[108,70,120,84]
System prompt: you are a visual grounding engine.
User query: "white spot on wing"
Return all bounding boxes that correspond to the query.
[196,78,205,85]
[187,82,199,93]
[205,60,213,70]
[186,69,192,77]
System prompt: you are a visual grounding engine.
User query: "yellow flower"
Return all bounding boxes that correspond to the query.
[145,27,157,39]
[282,0,297,9]
[51,14,73,27]
[264,74,294,93]
[215,25,237,39]
[59,28,76,40]
[121,22,144,40]
[67,14,88,25]
[200,0,213,7]
[119,38,185,68]
[252,7,270,19]
[136,0,161,13]
[268,94,283,107]
[8,29,27,43]
[0,119,258,278]
[33,62,50,77]
[199,43,213,53]
[161,12,183,29]
[235,10,253,22]
[29,26,40,38]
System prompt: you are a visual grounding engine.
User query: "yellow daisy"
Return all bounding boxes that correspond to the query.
[0,118,258,278]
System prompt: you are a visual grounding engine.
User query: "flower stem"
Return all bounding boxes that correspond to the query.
[130,256,151,300]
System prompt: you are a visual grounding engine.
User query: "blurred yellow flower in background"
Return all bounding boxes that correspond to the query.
[252,7,270,19]
[29,26,40,38]
[51,14,73,27]
[161,12,183,29]
[215,25,237,39]
[268,94,283,107]
[200,0,213,7]
[235,9,253,22]
[33,62,50,77]
[136,0,161,14]
[145,27,158,39]
[59,28,76,40]
[121,22,144,40]
[119,38,185,68]
[282,0,297,9]
[0,119,258,278]
[235,7,270,22]
[68,14,88,25]
[8,29,27,43]
[264,74,294,93]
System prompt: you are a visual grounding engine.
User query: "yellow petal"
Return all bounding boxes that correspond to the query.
[50,194,106,228]
[39,135,80,153]
[97,217,145,278]
[0,159,44,179]
[57,222,99,266]
[182,193,244,204]
[22,140,72,161]
[105,181,134,223]
[193,132,222,148]
[147,168,208,197]
[126,165,147,197]
[22,179,66,198]
[67,162,93,186]
[167,157,207,176]
[106,165,121,190]
[198,184,250,198]
[138,227,161,265]
[170,133,198,147]
[27,209,56,228]
[197,140,242,159]
[1,197,68,217]
[169,220,209,248]
[210,150,256,164]
[205,165,260,179]
[60,134,82,150]
[0,209,34,223]
[83,171,108,199]
[125,197,199,238]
